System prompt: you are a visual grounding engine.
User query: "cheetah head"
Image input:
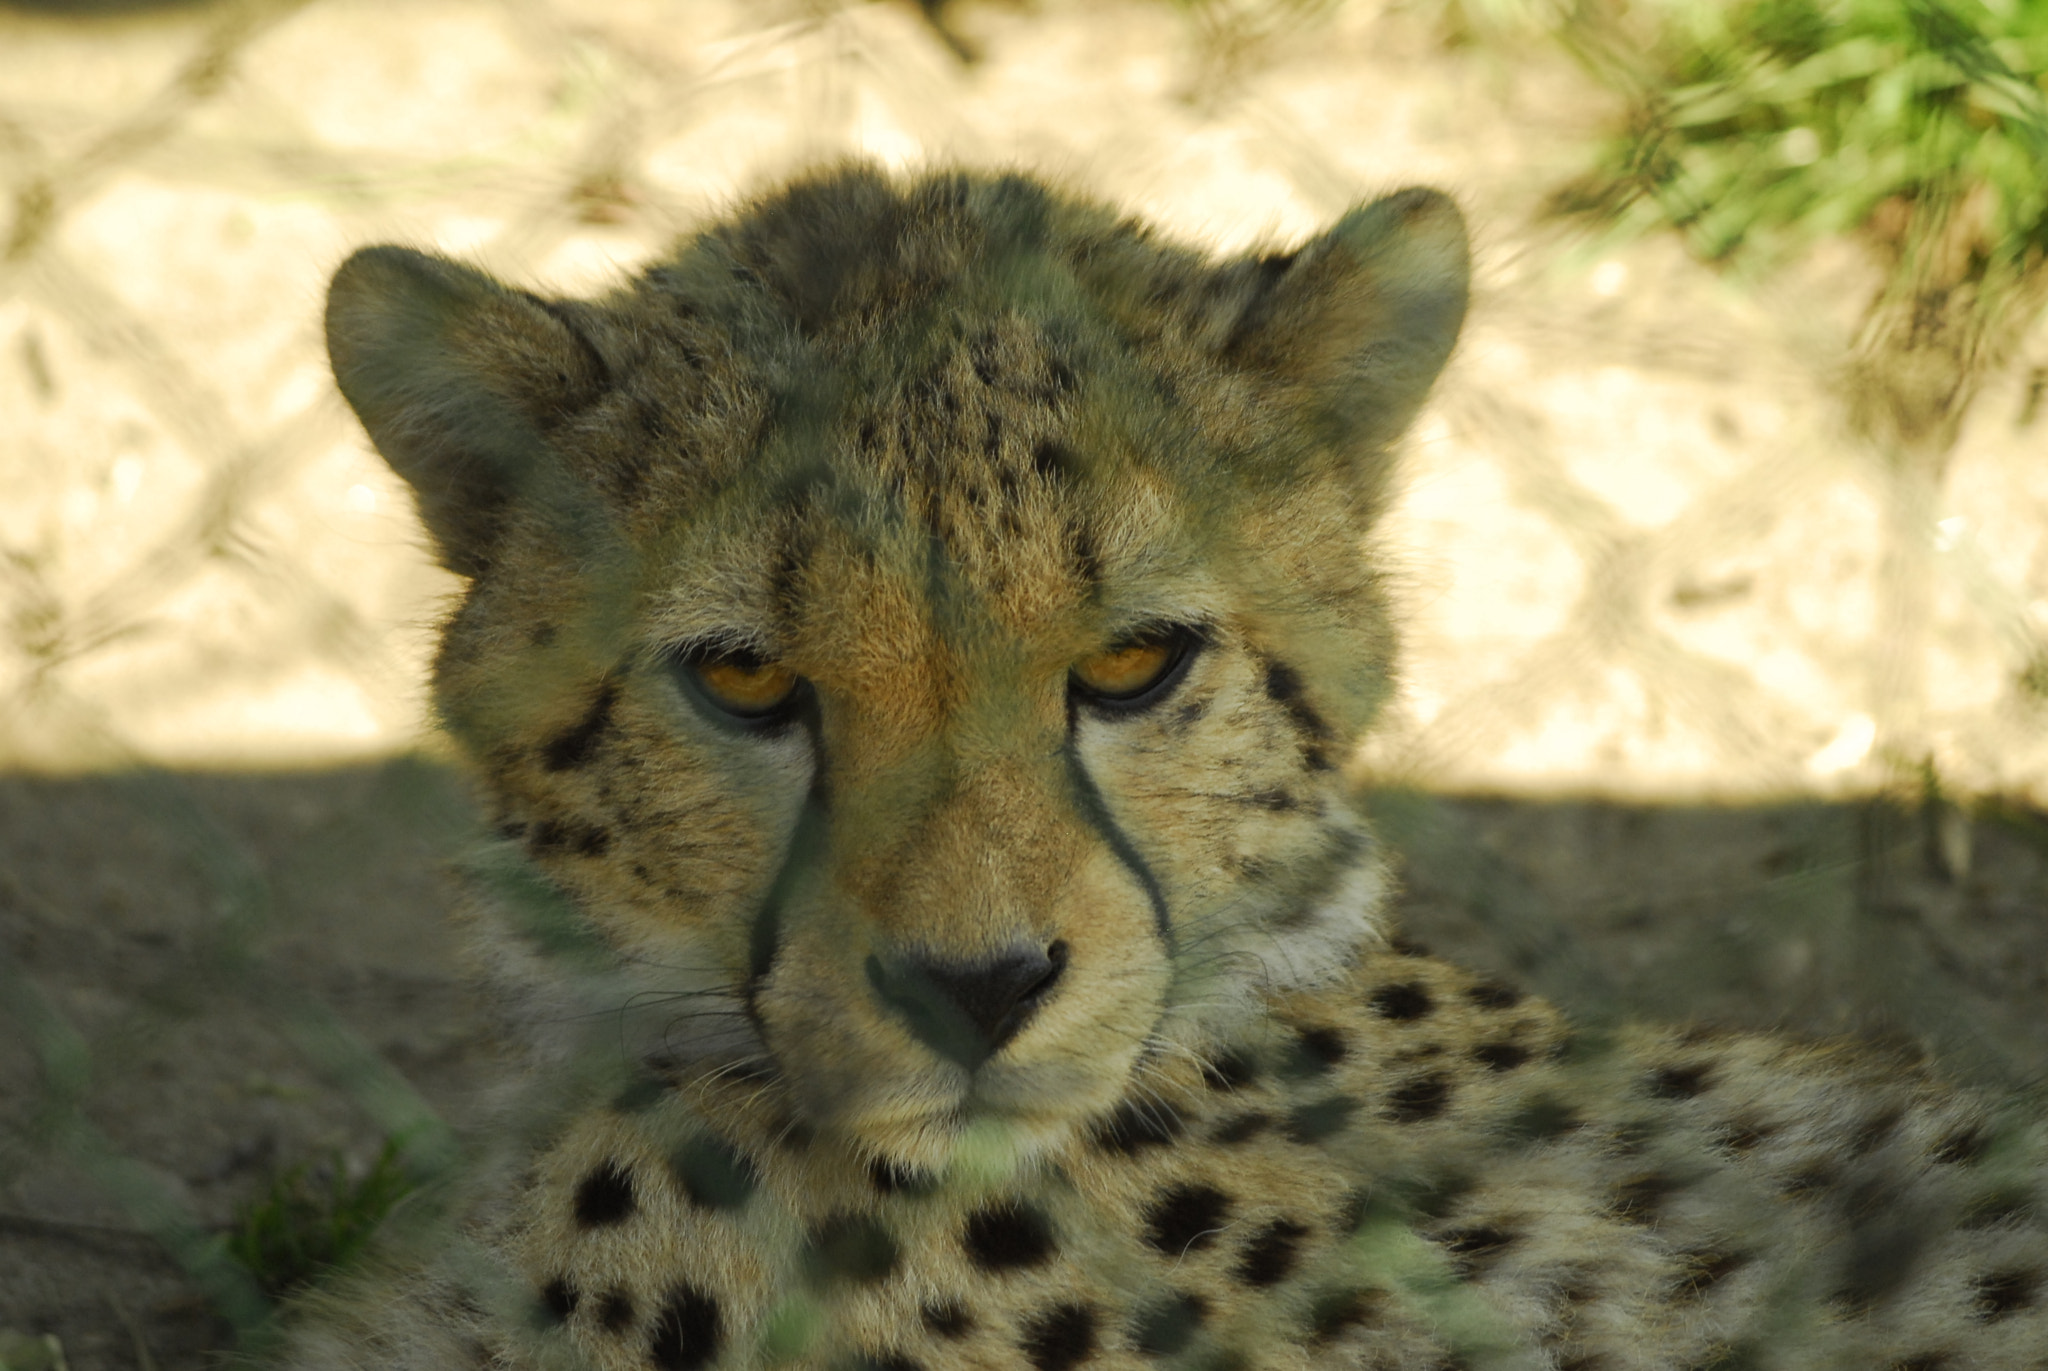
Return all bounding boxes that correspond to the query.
[326,167,1467,1171]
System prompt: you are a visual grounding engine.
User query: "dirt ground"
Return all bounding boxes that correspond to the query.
[3,759,2044,1369]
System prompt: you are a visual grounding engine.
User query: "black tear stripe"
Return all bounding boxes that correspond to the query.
[1062,724,1172,947]
[744,785,830,1009]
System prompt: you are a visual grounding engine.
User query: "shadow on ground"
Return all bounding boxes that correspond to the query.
[3,758,2044,1367]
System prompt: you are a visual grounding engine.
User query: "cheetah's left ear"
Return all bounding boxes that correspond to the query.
[1207,187,1468,462]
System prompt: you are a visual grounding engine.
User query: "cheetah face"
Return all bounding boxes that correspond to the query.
[327,168,1467,1170]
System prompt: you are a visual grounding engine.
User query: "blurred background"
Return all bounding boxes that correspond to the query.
[2,0,2045,1365]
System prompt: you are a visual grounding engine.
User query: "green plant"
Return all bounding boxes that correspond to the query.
[1552,0,2048,470]
[224,1137,414,1302]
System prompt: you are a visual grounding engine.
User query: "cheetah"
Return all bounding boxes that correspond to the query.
[291,166,2046,1371]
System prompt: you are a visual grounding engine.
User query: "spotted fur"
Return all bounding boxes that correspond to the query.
[286,167,2046,1371]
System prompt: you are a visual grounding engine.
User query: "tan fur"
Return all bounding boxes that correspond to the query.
[289,167,2045,1371]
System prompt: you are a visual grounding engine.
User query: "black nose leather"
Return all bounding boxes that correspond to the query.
[866,941,1069,1069]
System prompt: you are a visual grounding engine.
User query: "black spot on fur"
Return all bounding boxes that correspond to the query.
[1645,1063,1714,1100]
[1611,1174,1684,1226]
[1961,1186,2036,1229]
[1608,1119,1659,1157]
[1286,1095,1360,1144]
[530,818,612,857]
[1849,1107,1905,1154]
[1932,1126,1987,1164]
[649,1286,722,1371]
[1503,1096,1581,1143]
[1972,1268,2037,1320]
[1371,981,1434,1021]
[920,1300,972,1339]
[1260,658,1329,739]
[1669,1249,1748,1302]
[1032,440,1075,482]
[530,623,558,647]
[1471,1041,1530,1072]
[1202,1049,1258,1091]
[634,397,672,442]
[1306,1289,1381,1343]
[540,1276,578,1324]
[1069,522,1102,586]
[1465,979,1522,1010]
[1781,1165,1836,1199]
[1234,1218,1310,1287]
[962,1200,1056,1273]
[543,679,618,771]
[1045,355,1077,398]
[1890,1357,1947,1371]
[1438,1224,1518,1279]
[1020,1303,1096,1371]
[670,1136,758,1211]
[1212,1111,1270,1145]
[573,1161,636,1227]
[1144,1183,1230,1256]
[1092,1100,1184,1155]
[806,1212,901,1285]
[1130,1293,1207,1356]
[596,1288,635,1332]
[868,1156,936,1196]
[1714,1119,1773,1154]
[1293,1025,1348,1071]
[1385,1073,1454,1123]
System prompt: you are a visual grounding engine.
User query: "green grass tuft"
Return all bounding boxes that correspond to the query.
[224,1136,414,1302]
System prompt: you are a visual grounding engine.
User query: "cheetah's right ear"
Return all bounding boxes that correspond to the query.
[326,246,610,577]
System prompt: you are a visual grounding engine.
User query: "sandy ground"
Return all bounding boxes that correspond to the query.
[3,759,2044,1368]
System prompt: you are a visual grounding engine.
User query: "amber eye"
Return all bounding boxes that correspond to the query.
[674,647,803,721]
[1070,626,1202,711]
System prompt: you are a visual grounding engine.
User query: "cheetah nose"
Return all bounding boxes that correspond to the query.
[864,940,1070,1070]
